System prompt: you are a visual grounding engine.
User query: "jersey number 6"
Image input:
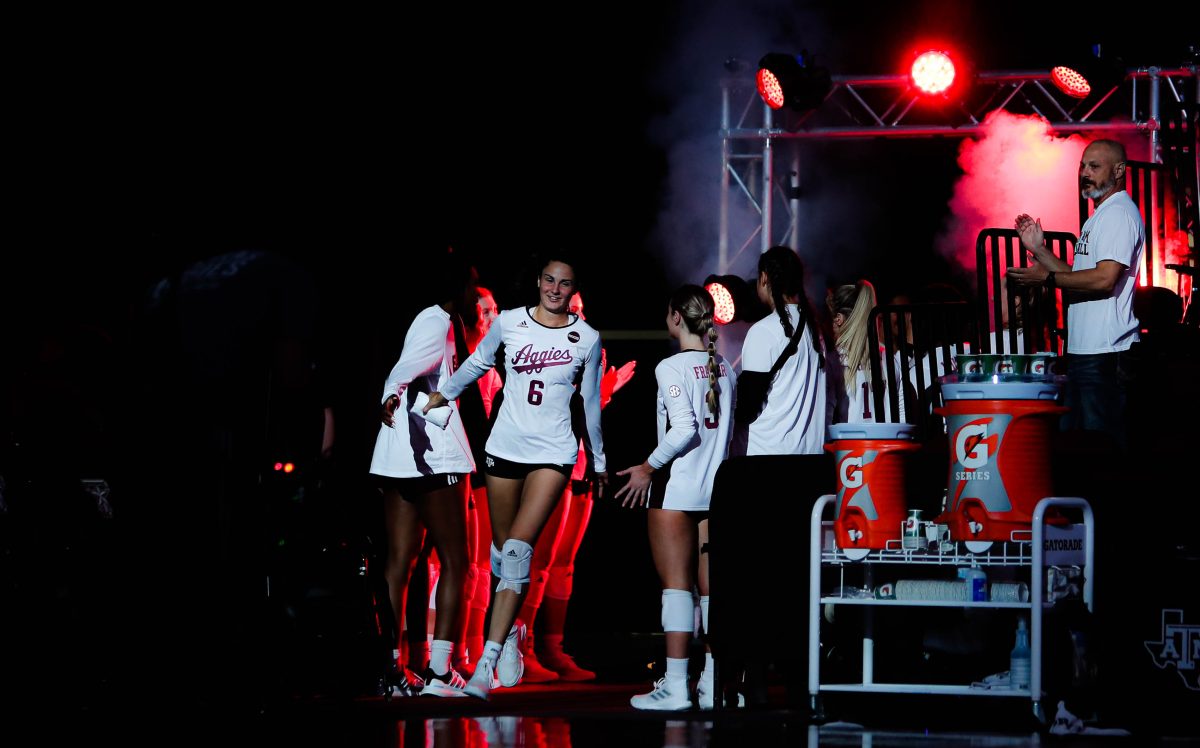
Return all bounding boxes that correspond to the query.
[527,380,545,406]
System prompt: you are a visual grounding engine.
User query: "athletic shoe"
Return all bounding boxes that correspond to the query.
[696,671,745,710]
[464,656,496,700]
[406,667,427,690]
[496,622,526,687]
[519,635,559,683]
[453,653,473,680]
[539,644,595,682]
[379,669,417,699]
[418,666,468,697]
[630,677,691,711]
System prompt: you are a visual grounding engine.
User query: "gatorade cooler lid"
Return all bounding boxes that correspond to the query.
[941,379,1063,401]
[827,422,919,441]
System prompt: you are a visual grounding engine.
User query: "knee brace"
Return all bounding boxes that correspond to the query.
[471,565,492,610]
[490,543,503,578]
[700,595,710,634]
[546,565,574,601]
[525,568,549,609]
[496,538,534,595]
[428,574,439,611]
[661,589,694,633]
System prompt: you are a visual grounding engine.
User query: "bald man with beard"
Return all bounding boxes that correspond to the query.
[1007,139,1145,446]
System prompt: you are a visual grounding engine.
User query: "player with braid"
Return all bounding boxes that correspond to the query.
[615,284,735,710]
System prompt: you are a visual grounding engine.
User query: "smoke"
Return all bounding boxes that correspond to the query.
[933,110,1155,285]
[646,2,834,289]
[935,111,1086,277]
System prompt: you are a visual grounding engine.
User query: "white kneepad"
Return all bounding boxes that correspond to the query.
[490,543,503,578]
[661,589,694,633]
[496,538,533,594]
[700,595,710,634]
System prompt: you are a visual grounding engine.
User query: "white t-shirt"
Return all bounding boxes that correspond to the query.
[1068,190,1144,354]
[731,305,828,456]
[648,350,735,511]
[369,305,476,478]
[441,307,606,471]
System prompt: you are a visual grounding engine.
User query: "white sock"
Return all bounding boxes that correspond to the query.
[665,657,689,682]
[430,639,454,675]
[702,652,714,678]
[481,641,503,668]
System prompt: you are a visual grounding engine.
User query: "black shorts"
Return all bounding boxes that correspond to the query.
[484,453,573,480]
[373,473,467,500]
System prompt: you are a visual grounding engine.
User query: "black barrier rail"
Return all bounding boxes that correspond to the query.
[867,302,975,435]
[975,227,1075,356]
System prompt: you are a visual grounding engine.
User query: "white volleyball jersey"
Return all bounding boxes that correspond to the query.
[369,305,476,478]
[834,345,897,424]
[731,305,829,456]
[441,307,606,471]
[649,350,735,511]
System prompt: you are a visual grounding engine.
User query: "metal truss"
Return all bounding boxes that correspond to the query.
[719,66,1199,272]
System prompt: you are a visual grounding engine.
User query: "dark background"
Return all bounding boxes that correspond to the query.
[2,1,1196,711]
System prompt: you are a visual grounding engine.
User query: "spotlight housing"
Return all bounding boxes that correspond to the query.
[755,52,833,113]
[704,274,762,325]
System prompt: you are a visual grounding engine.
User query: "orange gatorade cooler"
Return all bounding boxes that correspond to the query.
[936,381,1066,542]
[826,423,920,550]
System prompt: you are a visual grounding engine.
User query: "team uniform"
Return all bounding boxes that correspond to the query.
[731,304,829,456]
[834,346,897,424]
[369,305,475,484]
[440,306,607,476]
[647,351,735,511]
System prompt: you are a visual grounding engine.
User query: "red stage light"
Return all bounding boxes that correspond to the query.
[706,282,737,325]
[911,51,956,95]
[1050,66,1091,98]
[756,68,785,110]
[273,462,284,471]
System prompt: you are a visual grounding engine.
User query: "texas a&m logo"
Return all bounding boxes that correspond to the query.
[1145,609,1200,691]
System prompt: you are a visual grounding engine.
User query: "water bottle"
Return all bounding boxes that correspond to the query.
[1010,617,1031,690]
[957,566,987,602]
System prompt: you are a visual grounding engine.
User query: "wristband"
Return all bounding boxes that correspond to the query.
[1044,271,1056,289]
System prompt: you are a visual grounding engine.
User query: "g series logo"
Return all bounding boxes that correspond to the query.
[954,420,991,480]
[955,423,989,468]
[840,456,863,489]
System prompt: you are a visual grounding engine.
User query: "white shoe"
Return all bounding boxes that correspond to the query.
[464,656,496,700]
[418,667,468,697]
[630,677,692,711]
[497,622,526,687]
[696,672,745,710]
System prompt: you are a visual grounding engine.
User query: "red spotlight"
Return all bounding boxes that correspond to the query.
[706,281,737,325]
[910,50,956,95]
[756,68,786,110]
[273,462,284,471]
[755,52,832,113]
[704,274,764,325]
[1050,66,1091,98]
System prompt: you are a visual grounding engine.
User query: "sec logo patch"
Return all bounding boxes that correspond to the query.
[668,385,681,398]
[567,331,580,343]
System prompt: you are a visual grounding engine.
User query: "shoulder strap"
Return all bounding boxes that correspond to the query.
[766,306,808,381]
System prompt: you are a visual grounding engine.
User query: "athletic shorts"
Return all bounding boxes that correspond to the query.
[649,462,709,514]
[372,473,467,500]
[483,453,573,480]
